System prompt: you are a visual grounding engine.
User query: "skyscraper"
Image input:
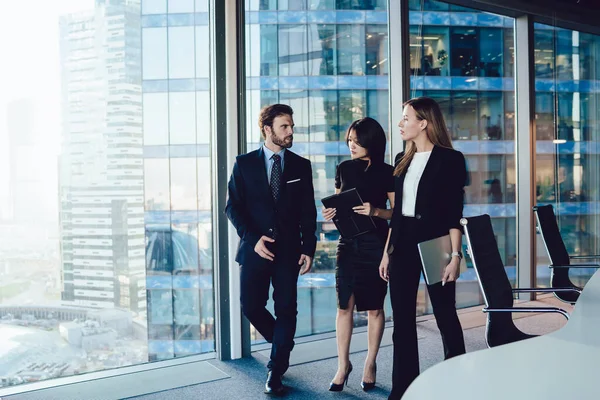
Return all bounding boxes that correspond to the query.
[58,0,145,312]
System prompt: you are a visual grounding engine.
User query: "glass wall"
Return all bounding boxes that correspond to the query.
[0,0,214,389]
[534,23,600,287]
[245,0,391,342]
[409,0,517,312]
[141,0,215,360]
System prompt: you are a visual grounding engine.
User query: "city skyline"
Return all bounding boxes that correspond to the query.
[0,0,94,222]
[58,0,146,311]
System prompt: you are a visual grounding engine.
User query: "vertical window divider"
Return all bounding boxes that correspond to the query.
[211,0,247,361]
[515,14,536,298]
[388,0,410,158]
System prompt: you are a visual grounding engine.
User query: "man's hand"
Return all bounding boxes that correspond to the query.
[298,254,312,275]
[254,235,275,261]
[379,253,389,282]
[442,257,460,286]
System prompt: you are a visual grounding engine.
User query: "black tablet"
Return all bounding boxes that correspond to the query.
[321,188,376,238]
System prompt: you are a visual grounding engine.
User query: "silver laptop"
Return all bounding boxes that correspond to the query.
[417,234,452,285]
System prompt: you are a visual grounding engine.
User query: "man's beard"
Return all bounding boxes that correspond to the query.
[271,133,293,149]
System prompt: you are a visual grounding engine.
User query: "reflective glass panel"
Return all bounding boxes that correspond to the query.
[410,2,517,311]
[0,0,214,387]
[534,24,600,287]
[244,2,390,344]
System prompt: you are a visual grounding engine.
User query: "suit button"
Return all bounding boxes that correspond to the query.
[415,214,422,220]
[268,228,273,232]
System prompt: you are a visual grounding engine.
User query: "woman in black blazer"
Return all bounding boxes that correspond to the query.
[379,97,467,400]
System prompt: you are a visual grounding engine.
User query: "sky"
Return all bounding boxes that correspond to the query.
[0,1,94,219]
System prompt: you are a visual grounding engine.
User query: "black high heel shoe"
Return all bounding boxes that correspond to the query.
[360,363,377,392]
[329,363,353,392]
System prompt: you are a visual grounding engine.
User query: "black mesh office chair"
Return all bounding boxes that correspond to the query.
[461,214,575,348]
[533,204,600,304]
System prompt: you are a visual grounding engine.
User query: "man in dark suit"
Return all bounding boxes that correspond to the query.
[225,104,317,395]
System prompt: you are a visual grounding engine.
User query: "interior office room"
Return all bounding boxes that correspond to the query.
[0,0,599,398]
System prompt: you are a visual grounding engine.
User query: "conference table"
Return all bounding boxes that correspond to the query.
[402,269,600,400]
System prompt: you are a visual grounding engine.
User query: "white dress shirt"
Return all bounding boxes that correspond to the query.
[402,151,432,217]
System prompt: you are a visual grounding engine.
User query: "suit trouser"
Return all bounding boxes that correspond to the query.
[388,217,466,400]
[240,254,300,374]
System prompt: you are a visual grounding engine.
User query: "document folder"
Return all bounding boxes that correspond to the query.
[417,234,452,285]
[321,188,376,239]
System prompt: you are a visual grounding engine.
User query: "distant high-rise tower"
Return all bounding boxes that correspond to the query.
[58,0,145,312]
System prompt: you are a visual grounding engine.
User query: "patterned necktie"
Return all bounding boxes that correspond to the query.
[270,154,282,202]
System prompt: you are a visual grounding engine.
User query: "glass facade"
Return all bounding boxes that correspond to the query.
[409,1,517,311]
[0,0,214,389]
[141,0,215,360]
[534,24,600,287]
[0,0,599,394]
[245,0,392,343]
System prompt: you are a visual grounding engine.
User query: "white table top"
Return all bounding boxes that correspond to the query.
[402,270,600,400]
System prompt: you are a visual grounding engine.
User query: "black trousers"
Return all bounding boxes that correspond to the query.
[240,251,300,375]
[388,217,466,400]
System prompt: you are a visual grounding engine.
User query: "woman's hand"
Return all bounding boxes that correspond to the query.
[353,202,376,217]
[322,207,336,221]
[379,253,390,282]
[442,257,460,286]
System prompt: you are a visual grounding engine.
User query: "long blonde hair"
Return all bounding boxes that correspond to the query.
[394,97,453,177]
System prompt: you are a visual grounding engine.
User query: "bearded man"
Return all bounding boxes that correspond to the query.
[225,104,317,395]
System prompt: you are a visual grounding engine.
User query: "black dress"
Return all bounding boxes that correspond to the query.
[334,159,394,311]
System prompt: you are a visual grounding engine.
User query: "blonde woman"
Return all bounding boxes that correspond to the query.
[379,97,467,399]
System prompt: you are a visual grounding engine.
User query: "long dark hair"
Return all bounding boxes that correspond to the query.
[345,117,387,167]
[394,97,453,177]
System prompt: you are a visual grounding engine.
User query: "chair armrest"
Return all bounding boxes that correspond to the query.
[512,287,581,294]
[551,263,600,269]
[483,307,569,320]
[570,255,600,260]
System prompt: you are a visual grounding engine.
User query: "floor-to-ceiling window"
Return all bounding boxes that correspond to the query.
[0,0,215,389]
[534,23,600,287]
[245,0,390,342]
[141,0,215,360]
[409,0,517,313]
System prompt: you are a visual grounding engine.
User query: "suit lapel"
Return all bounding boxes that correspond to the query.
[279,150,296,205]
[281,150,295,183]
[256,147,275,207]
[415,145,443,205]
[396,172,406,210]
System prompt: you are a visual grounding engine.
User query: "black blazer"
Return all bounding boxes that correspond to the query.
[389,145,467,251]
[225,147,317,266]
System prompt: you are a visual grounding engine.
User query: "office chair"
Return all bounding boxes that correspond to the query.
[533,204,600,304]
[461,214,576,348]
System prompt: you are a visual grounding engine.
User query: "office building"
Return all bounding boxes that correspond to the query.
[58,0,145,312]
[0,0,598,398]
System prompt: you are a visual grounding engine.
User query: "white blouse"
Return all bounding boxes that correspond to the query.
[402,151,432,217]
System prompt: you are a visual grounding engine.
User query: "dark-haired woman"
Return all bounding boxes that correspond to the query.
[379,97,468,399]
[322,117,395,392]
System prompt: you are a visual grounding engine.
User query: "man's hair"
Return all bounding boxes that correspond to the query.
[258,104,294,140]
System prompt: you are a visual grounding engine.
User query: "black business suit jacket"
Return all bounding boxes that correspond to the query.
[225,147,317,266]
[389,145,468,250]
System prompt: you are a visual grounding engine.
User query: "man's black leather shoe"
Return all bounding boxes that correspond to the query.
[264,371,284,395]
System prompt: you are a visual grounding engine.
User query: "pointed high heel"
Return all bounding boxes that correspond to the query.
[360,363,377,392]
[329,363,353,392]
